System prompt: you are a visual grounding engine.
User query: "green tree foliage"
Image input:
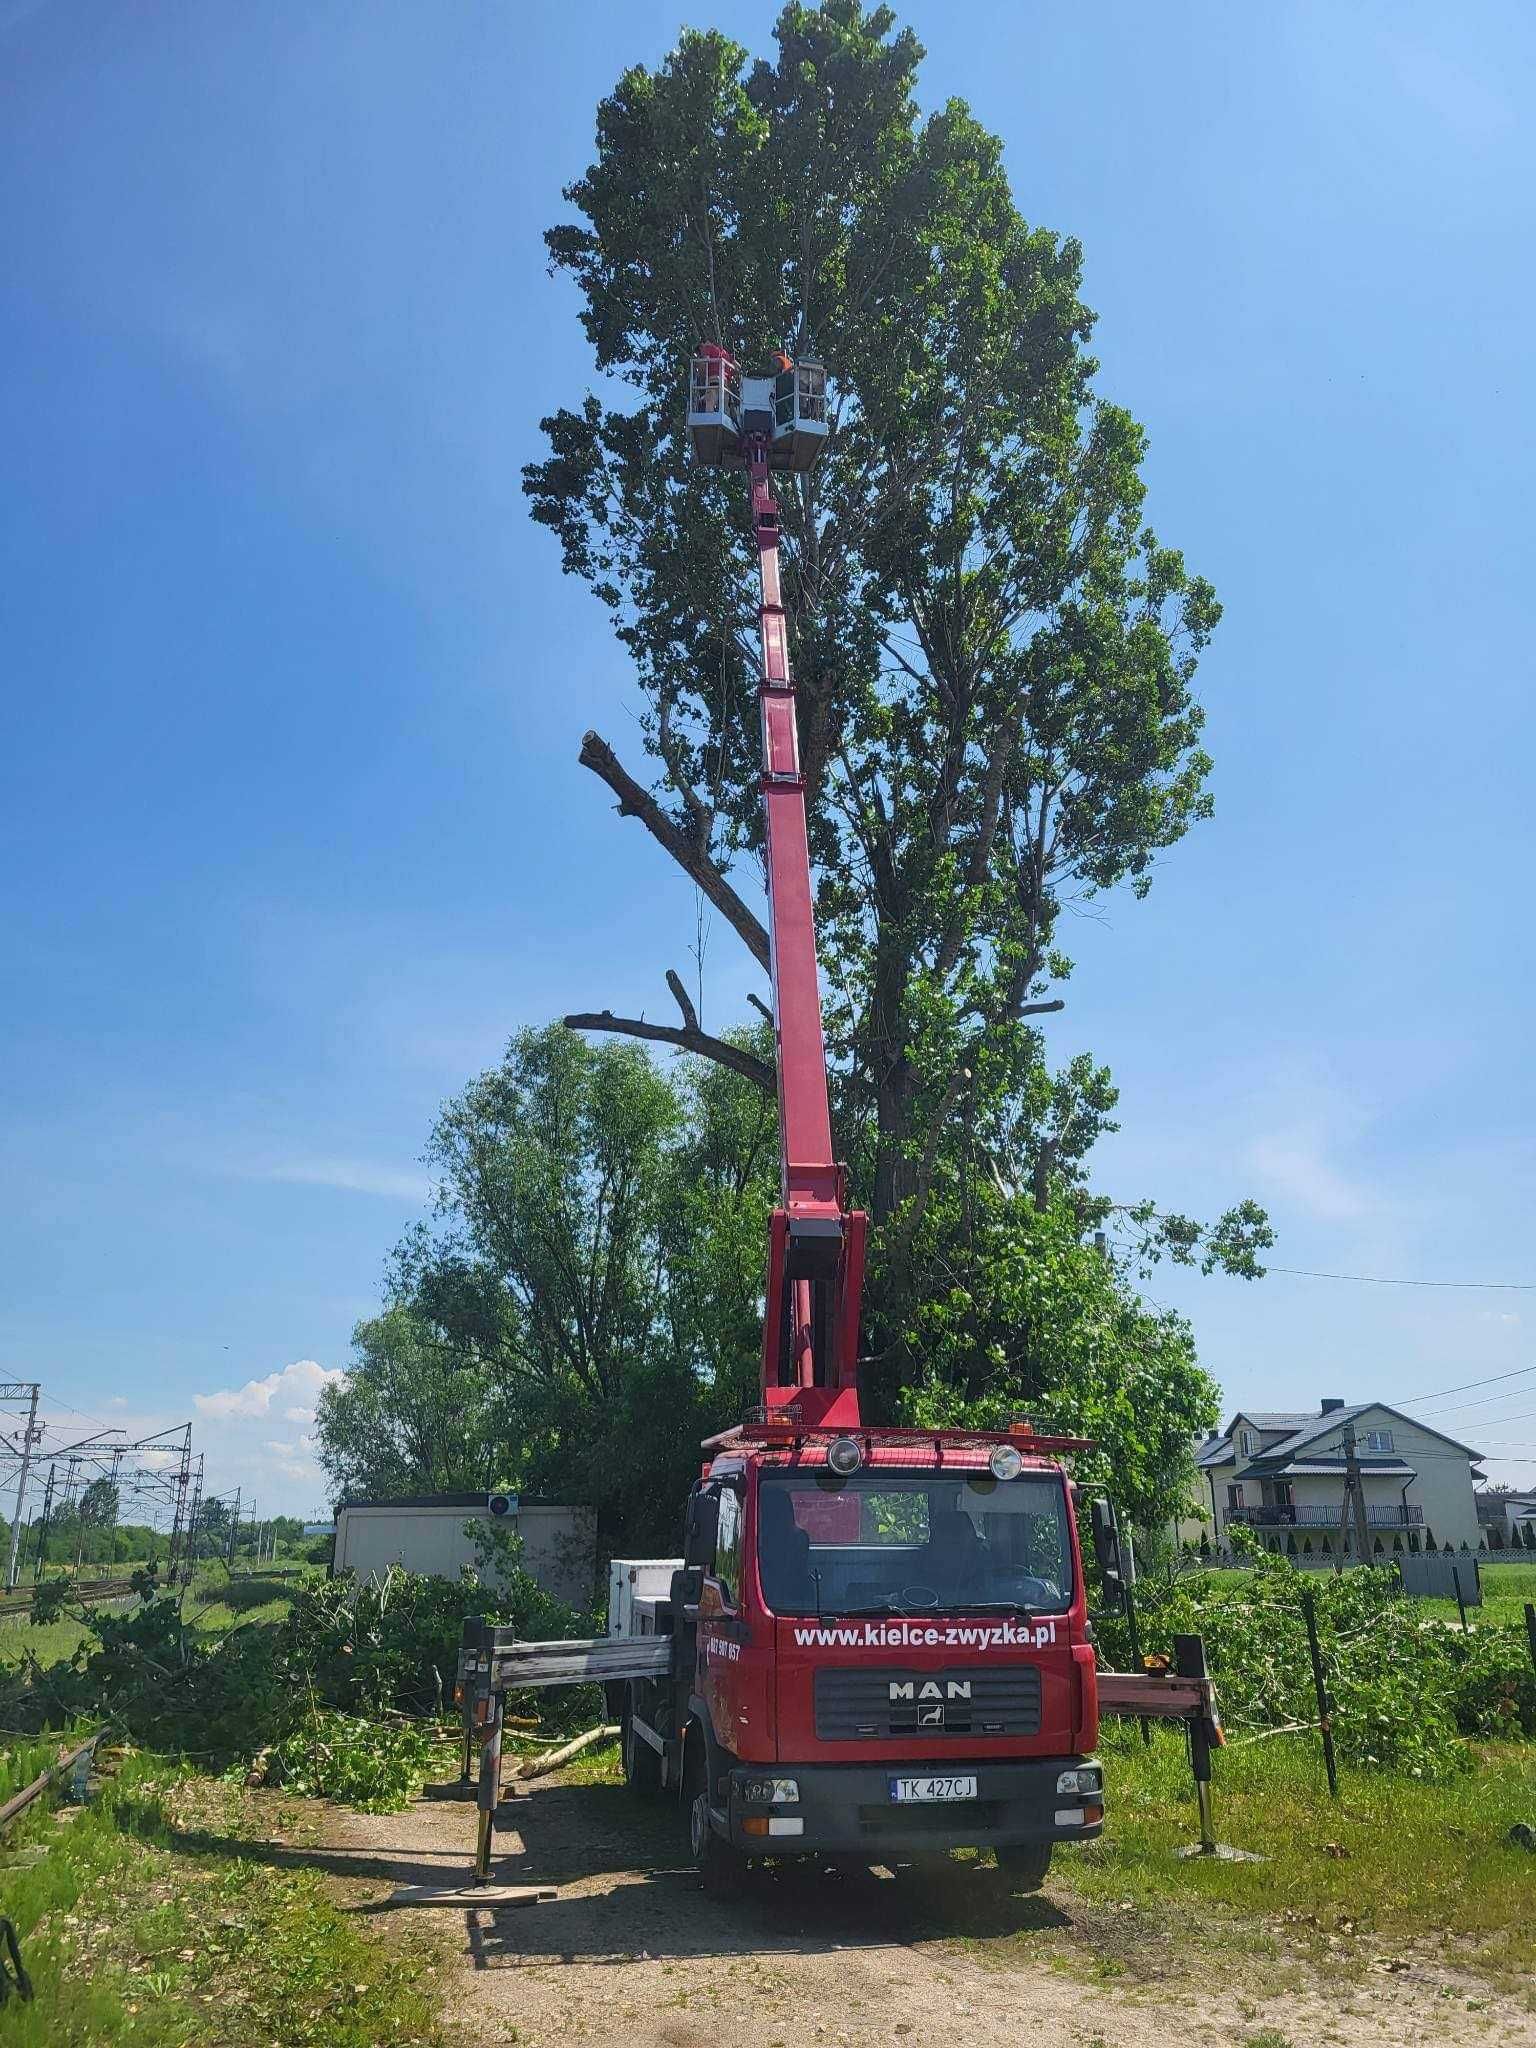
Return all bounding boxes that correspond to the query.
[1095,1542,1536,1780]
[343,1025,777,1550]
[523,1,1269,1460]
[314,1305,514,1505]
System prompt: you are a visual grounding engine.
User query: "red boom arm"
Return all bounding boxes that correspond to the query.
[743,415,866,1425]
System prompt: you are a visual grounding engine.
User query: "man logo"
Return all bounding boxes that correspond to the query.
[889,1679,973,1702]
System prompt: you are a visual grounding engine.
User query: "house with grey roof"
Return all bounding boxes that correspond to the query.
[1192,1399,1486,1558]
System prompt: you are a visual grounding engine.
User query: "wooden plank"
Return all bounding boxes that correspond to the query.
[488,1636,673,1689]
[387,1882,557,1909]
[1098,1672,1210,1719]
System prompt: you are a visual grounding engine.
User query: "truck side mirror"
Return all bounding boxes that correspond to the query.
[684,1486,719,1569]
[1091,1497,1128,1610]
[670,1565,704,1617]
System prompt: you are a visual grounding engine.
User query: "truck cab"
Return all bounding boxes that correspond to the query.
[614,1426,1103,1890]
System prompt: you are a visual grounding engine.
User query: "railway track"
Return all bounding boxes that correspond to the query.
[0,1577,140,1625]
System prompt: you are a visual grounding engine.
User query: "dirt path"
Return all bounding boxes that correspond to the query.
[310,1769,1534,2048]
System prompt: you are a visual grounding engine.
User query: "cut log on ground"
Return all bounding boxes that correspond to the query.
[515,1724,620,1780]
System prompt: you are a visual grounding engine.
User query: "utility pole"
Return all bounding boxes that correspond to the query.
[1340,1422,1372,1567]
[2,1382,41,1592]
[226,1488,241,1568]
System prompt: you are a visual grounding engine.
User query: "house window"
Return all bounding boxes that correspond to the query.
[1363,1429,1394,1453]
[1227,1485,1244,1511]
[1238,1428,1259,1457]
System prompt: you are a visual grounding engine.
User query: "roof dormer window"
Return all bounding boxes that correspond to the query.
[1238,1427,1259,1457]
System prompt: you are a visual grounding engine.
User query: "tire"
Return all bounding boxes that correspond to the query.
[621,1691,661,1795]
[683,1731,744,1896]
[995,1841,1053,1891]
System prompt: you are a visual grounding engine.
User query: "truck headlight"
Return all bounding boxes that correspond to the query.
[741,1777,800,1805]
[989,1443,1024,1481]
[1056,1766,1102,1797]
[827,1437,863,1476]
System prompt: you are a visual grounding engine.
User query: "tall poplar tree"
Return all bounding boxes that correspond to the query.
[524,3,1268,1491]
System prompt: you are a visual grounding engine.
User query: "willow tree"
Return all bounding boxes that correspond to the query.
[526,2,1266,1474]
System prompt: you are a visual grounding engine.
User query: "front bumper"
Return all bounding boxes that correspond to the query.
[725,1758,1103,1856]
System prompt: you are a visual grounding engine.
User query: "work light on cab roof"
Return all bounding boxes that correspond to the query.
[687,344,828,471]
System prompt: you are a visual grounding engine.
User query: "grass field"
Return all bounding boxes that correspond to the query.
[1427,1559,1536,1628]
[0,1566,302,1673]
[0,1739,447,2046]
[1062,1722,1536,1993]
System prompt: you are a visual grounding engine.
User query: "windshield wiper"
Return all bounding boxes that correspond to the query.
[948,1600,1063,1616]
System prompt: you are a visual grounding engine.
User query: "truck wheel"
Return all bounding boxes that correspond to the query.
[621,1693,661,1795]
[683,1737,744,1896]
[995,1842,1053,1891]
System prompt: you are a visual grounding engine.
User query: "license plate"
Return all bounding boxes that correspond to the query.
[889,1775,978,1804]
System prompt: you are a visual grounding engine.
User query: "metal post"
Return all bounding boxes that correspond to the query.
[1173,1634,1216,1854]
[473,1689,505,1883]
[4,1385,41,1592]
[1122,1572,1151,1746]
[32,1463,56,1582]
[1523,1602,1536,1682]
[1455,1572,1469,1634]
[1300,1583,1339,1799]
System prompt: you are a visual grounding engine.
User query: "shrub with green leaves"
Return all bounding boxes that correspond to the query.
[1099,1539,1536,1780]
[270,1708,441,1811]
[279,1556,601,1732]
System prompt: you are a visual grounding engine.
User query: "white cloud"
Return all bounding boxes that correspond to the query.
[257,1159,434,1203]
[184,1359,348,1515]
[194,1358,340,1423]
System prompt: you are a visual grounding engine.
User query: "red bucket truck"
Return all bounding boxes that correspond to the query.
[598,347,1114,1891]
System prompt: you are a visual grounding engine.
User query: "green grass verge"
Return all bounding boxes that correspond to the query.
[1425,1560,1536,1629]
[0,1740,448,2045]
[0,1570,299,1673]
[1056,1722,1536,1992]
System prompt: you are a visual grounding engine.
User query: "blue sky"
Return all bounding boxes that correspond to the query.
[3,1,1533,1519]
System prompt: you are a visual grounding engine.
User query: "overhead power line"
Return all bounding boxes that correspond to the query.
[1399,1362,1536,1407]
[1262,1264,1535,1291]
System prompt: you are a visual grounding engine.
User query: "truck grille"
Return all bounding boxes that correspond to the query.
[813,1666,1042,1741]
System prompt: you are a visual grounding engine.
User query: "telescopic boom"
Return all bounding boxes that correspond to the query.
[687,343,865,1426]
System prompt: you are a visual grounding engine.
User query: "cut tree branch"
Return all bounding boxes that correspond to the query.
[565,970,775,1094]
[578,729,770,973]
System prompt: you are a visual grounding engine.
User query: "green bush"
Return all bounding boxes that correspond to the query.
[280,1558,600,1730]
[269,1708,441,1811]
[1,1553,600,1799]
[1100,1540,1536,1780]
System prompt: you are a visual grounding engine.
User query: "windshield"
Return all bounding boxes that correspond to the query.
[756,1469,1073,1617]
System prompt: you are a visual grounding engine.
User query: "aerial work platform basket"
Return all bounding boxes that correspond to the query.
[687,345,827,471]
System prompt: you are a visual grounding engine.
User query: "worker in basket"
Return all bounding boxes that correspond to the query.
[695,339,735,415]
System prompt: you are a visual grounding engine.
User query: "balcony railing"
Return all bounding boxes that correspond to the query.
[1227,1504,1423,1529]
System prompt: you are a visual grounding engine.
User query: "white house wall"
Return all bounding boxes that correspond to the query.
[333,1504,596,1609]
[1198,1404,1481,1554]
